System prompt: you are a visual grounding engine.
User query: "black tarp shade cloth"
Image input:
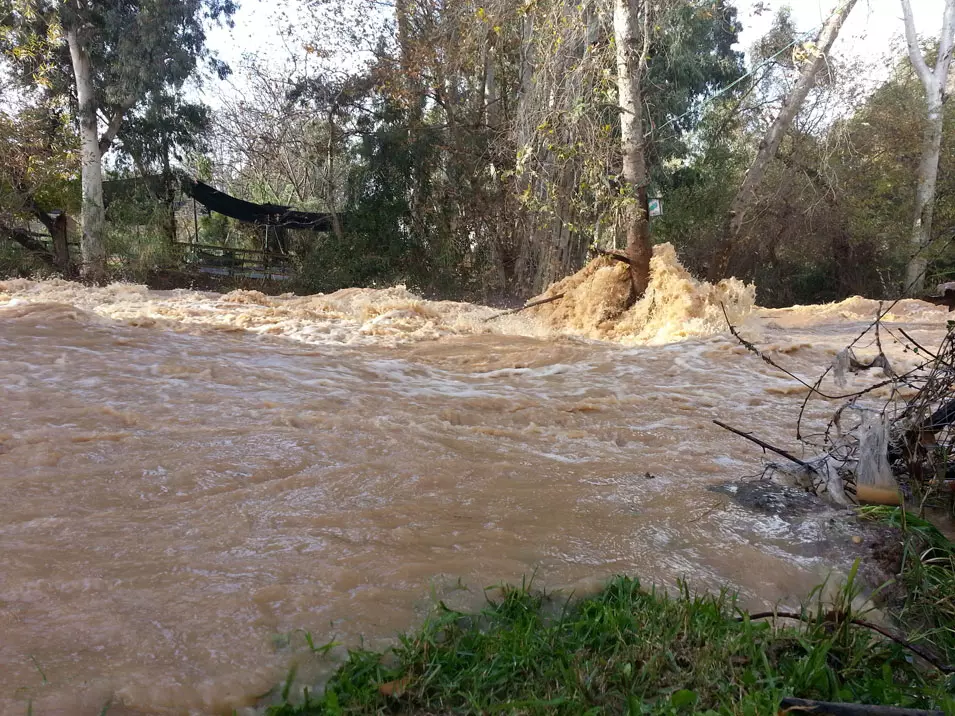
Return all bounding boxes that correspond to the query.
[181,176,338,231]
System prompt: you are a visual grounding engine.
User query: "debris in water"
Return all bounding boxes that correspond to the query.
[855,411,900,506]
[718,297,955,512]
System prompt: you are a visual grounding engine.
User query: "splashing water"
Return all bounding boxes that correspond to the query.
[529,244,756,345]
[0,248,949,714]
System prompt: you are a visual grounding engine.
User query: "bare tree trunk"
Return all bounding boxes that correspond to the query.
[66,27,107,283]
[161,136,177,244]
[26,205,70,274]
[485,44,498,129]
[396,0,414,95]
[901,0,955,295]
[396,0,429,245]
[52,213,71,275]
[708,0,859,281]
[325,108,344,242]
[512,9,541,295]
[614,0,651,298]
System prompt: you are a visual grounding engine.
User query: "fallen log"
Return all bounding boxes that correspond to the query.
[0,221,56,267]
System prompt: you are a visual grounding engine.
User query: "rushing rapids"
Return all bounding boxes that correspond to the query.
[0,245,950,714]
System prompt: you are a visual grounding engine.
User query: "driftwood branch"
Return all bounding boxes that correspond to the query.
[780,697,944,716]
[484,293,565,322]
[743,611,954,674]
[592,248,632,265]
[713,420,815,470]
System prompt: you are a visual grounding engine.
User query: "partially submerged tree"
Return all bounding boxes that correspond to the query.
[707,0,859,281]
[899,0,955,294]
[2,0,235,281]
[511,0,743,294]
[613,0,652,297]
[291,0,742,298]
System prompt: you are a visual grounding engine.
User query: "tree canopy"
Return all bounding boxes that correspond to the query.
[1,0,954,306]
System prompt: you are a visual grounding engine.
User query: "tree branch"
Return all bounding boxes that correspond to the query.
[484,293,565,322]
[713,420,815,470]
[593,248,632,264]
[0,221,56,266]
[30,205,57,235]
[901,0,934,90]
[936,0,955,80]
[780,697,944,716]
[98,96,136,155]
[743,611,954,674]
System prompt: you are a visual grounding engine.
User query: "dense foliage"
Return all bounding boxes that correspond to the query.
[1,1,954,305]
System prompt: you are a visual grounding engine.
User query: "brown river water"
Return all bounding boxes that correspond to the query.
[1,246,950,715]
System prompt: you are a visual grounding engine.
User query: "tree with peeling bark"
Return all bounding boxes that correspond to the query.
[1,0,235,282]
[707,0,859,281]
[900,0,955,295]
[613,0,652,298]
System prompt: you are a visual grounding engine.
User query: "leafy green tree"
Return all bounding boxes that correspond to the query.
[838,46,955,292]
[512,0,745,293]
[0,99,78,271]
[1,0,235,281]
[672,43,955,306]
[708,0,859,280]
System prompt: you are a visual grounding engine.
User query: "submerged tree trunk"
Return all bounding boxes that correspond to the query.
[901,0,955,295]
[613,0,652,298]
[66,27,107,283]
[707,0,858,281]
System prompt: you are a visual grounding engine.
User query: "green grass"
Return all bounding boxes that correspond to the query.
[859,505,955,666]
[265,547,955,715]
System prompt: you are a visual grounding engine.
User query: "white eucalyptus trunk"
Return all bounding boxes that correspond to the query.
[66,27,107,282]
[708,0,859,280]
[613,0,651,296]
[901,0,955,294]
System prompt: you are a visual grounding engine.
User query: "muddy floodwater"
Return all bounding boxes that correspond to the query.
[1,252,950,714]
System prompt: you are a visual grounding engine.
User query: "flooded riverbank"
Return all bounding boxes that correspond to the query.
[0,253,949,714]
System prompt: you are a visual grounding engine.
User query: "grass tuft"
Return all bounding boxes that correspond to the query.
[266,561,955,714]
[859,505,955,667]
[264,507,955,715]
